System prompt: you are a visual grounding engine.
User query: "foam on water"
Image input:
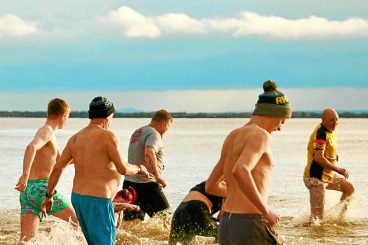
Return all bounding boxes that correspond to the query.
[2,203,368,245]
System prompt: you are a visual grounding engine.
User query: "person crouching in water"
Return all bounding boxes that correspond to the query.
[113,186,140,228]
[169,180,226,245]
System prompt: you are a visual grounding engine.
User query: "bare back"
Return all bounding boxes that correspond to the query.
[222,124,274,214]
[69,125,121,199]
[28,126,59,180]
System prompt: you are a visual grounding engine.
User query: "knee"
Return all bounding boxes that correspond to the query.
[344,182,355,196]
[348,184,355,195]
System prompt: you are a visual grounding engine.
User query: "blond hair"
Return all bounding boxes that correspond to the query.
[47,98,70,119]
[151,109,173,123]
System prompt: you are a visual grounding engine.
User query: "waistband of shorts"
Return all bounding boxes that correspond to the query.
[222,212,264,220]
[72,192,111,201]
[27,179,48,183]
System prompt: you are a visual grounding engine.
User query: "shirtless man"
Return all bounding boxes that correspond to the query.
[41,96,149,245]
[15,98,78,244]
[206,81,292,245]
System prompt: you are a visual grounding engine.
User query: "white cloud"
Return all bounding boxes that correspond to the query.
[0,14,38,37]
[157,13,205,34]
[109,6,160,38]
[1,88,367,112]
[107,6,205,38]
[226,12,368,39]
[104,6,368,39]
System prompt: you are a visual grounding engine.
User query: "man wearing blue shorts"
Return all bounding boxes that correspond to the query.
[42,96,149,245]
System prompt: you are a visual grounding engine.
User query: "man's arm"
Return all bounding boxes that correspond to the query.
[232,132,279,227]
[313,150,349,178]
[144,146,166,187]
[113,203,140,212]
[108,133,148,177]
[41,138,74,216]
[15,126,53,192]
[205,136,229,197]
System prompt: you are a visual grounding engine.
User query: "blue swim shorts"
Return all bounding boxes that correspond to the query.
[71,192,116,245]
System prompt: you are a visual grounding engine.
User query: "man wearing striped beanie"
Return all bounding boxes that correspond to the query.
[206,80,291,245]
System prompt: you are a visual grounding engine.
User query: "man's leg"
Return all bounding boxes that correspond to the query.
[304,178,325,221]
[144,182,170,217]
[52,206,79,227]
[327,178,355,218]
[311,207,324,220]
[18,214,39,244]
[338,179,355,201]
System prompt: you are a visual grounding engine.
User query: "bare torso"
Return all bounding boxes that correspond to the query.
[69,125,121,199]
[28,127,59,180]
[223,124,274,214]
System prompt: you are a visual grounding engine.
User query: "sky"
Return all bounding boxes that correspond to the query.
[1,0,368,112]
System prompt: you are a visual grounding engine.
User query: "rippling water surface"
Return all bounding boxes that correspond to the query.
[1,118,367,244]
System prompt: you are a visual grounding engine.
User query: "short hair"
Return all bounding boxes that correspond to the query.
[151,109,173,123]
[47,98,70,119]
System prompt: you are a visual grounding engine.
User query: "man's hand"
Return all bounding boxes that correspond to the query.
[127,204,140,212]
[337,167,349,179]
[264,209,280,228]
[15,173,28,192]
[156,175,167,188]
[114,203,140,212]
[138,165,149,178]
[41,197,54,219]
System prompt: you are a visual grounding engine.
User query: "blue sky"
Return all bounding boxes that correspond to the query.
[1,0,368,112]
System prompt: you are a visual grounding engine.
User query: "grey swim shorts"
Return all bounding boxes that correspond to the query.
[218,212,281,245]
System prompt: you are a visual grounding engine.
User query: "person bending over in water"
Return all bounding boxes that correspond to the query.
[113,187,140,227]
[15,98,78,244]
[169,180,226,245]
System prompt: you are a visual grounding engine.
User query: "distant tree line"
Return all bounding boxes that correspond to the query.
[1,111,368,118]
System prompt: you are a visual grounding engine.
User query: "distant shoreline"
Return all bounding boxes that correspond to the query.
[1,111,368,118]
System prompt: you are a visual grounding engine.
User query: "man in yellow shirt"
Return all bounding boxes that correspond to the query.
[303,108,354,222]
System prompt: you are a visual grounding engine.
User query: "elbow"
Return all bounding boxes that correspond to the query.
[232,165,249,183]
[313,156,326,167]
[231,165,241,179]
[26,144,36,154]
[118,168,128,176]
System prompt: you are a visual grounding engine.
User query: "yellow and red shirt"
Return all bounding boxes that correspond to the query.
[304,123,338,183]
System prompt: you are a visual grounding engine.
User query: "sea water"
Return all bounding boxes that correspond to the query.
[0,118,367,244]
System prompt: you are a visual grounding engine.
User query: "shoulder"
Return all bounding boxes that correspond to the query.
[35,125,54,140]
[144,126,161,139]
[38,124,54,134]
[146,125,159,135]
[105,129,119,141]
[246,126,271,142]
[315,124,327,140]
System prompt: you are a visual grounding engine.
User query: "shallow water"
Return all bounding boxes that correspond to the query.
[1,118,368,244]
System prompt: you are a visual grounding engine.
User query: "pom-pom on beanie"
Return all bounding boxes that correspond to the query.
[252,80,292,118]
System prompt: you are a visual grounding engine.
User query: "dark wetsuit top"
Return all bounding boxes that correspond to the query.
[169,181,224,244]
[190,181,223,214]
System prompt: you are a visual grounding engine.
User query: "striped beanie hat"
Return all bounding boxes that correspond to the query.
[253,80,292,118]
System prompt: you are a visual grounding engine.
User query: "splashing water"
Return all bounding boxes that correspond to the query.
[2,118,368,244]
